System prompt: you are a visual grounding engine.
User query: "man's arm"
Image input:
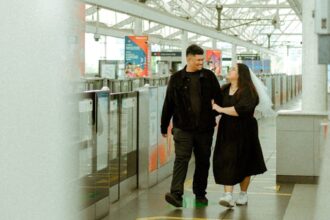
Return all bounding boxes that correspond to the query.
[160,77,174,137]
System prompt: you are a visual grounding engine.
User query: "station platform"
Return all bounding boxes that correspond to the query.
[101,97,303,220]
[2,1,330,220]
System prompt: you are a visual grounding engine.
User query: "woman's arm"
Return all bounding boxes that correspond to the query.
[212,87,257,117]
[212,102,239,117]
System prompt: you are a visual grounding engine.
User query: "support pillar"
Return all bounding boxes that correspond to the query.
[231,44,237,67]
[212,39,217,49]
[181,30,188,67]
[301,0,327,112]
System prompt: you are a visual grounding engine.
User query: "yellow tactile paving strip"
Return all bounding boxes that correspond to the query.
[183,178,290,196]
[137,217,230,220]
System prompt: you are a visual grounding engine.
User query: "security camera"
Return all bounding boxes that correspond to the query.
[94,33,101,42]
[272,14,280,29]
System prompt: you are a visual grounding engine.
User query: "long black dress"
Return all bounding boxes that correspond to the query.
[213,84,267,185]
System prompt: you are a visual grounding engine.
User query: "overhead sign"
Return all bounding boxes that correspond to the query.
[151,52,182,57]
[237,54,260,61]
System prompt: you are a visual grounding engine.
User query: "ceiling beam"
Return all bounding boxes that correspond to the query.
[144,24,165,34]
[259,10,299,47]
[86,22,219,50]
[287,0,302,21]
[112,17,135,28]
[271,20,302,46]
[86,6,97,16]
[205,3,291,9]
[189,34,203,41]
[191,0,211,17]
[83,0,277,55]
[260,33,302,35]
[86,22,181,46]
[165,30,182,39]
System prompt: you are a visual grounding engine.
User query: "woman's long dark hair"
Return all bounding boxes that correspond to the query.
[237,63,259,102]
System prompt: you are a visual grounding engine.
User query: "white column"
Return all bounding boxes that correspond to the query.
[181,30,188,67]
[301,0,328,112]
[147,42,152,76]
[231,44,237,67]
[134,18,143,35]
[0,1,80,220]
[212,39,217,49]
[258,51,262,60]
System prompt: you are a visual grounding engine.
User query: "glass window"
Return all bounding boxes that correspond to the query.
[85,34,124,75]
[85,33,106,74]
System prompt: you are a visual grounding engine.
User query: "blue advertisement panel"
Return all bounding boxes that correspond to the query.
[125,36,149,77]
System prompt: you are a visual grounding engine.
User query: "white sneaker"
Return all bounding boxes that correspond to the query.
[236,192,248,206]
[219,192,235,208]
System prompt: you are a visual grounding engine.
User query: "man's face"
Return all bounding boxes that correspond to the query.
[187,54,204,71]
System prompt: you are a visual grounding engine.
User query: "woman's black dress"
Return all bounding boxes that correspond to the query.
[213,84,267,185]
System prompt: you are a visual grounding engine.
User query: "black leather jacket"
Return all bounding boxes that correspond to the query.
[161,67,222,134]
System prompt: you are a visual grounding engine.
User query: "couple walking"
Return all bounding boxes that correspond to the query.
[161,44,268,208]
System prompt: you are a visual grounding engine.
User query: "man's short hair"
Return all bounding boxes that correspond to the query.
[186,44,204,57]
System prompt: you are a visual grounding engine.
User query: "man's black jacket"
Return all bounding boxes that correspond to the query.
[160,67,222,134]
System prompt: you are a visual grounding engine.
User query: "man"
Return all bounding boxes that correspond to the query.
[161,44,222,207]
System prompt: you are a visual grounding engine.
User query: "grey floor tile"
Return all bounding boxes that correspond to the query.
[283,184,317,220]
[102,97,303,220]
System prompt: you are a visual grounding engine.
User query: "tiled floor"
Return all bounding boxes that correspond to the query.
[283,184,317,220]
[103,96,302,220]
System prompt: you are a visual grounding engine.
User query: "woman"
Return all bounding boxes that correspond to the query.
[212,63,267,208]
